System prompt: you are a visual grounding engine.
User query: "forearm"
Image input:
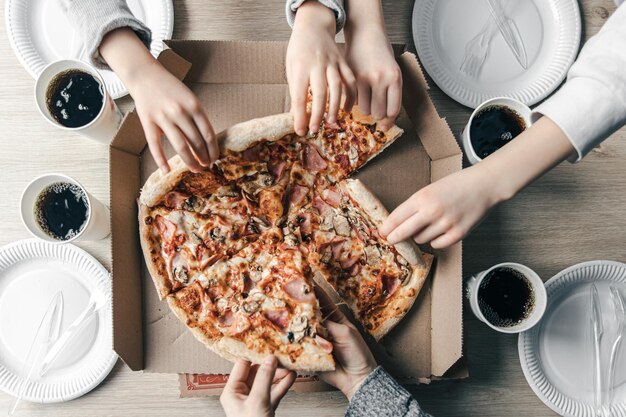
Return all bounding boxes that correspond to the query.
[344,0,386,37]
[293,1,336,33]
[479,116,575,203]
[286,0,345,32]
[99,28,160,93]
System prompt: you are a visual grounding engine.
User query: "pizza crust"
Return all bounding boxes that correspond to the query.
[167,296,335,372]
[218,113,295,152]
[341,178,426,268]
[140,113,296,207]
[138,203,172,300]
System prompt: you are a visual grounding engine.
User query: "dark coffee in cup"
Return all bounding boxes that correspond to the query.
[35,182,89,241]
[45,69,104,128]
[470,105,526,159]
[477,267,535,327]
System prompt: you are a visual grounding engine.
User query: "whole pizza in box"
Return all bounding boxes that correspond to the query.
[138,108,433,372]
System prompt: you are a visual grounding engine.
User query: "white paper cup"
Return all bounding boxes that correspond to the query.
[465,262,547,334]
[34,59,122,144]
[20,174,110,243]
[461,97,532,165]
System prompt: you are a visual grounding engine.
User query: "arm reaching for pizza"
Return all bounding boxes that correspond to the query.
[316,290,432,416]
[220,356,297,417]
[286,1,357,136]
[380,117,574,249]
[381,4,626,248]
[344,0,401,131]
[100,28,218,174]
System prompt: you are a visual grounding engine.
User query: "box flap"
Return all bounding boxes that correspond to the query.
[110,146,143,370]
[397,51,461,162]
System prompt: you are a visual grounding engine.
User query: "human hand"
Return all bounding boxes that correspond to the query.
[100,28,218,174]
[344,1,401,131]
[287,1,357,136]
[379,164,510,249]
[220,356,297,417]
[317,290,377,400]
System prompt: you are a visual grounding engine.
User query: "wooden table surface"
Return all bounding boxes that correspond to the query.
[1,0,624,416]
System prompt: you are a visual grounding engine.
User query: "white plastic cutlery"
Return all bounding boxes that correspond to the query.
[606,286,626,414]
[39,282,109,377]
[590,284,605,417]
[484,0,528,69]
[8,291,64,416]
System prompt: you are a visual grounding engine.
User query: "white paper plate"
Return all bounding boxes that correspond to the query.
[412,0,581,108]
[519,261,626,417]
[5,0,174,99]
[0,239,117,403]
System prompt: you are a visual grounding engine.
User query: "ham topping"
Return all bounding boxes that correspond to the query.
[298,212,314,235]
[268,160,287,180]
[322,188,341,207]
[340,256,360,270]
[283,278,315,302]
[242,143,263,161]
[289,185,309,206]
[302,144,328,172]
[264,309,289,329]
[383,275,401,297]
[313,196,333,215]
[155,215,177,240]
[163,191,189,209]
[226,313,251,336]
[314,335,334,354]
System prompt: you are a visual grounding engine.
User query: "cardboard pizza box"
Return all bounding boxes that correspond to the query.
[108,40,465,396]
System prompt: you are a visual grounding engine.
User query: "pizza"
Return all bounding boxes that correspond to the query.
[138,108,434,371]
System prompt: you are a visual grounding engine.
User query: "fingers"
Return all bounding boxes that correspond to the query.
[386,211,430,245]
[314,286,351,325]
[249,356,278,402]
[430,229,464,249]
[270,370,296,408]
[309,68,327,133]
[160,122,204,173]
[176,115,210,166]
[288,69,310,137]
[143,122,170,173]
[192,109,219,163]
[386,76,402,121]
[227,359,252,386]
[339,62,357,114]
[357,82,372,116]
[325,320,359,344]
[326,67,342,125]
[412,217,451,245]
[379,193,421,237]
[371,83,387,121]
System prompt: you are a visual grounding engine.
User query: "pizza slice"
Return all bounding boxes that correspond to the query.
[309,108,404,180]
[166,238,335,371]
[306,179,433,340]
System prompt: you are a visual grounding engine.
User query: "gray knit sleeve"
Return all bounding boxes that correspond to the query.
[345,367,432,417]
[286,0,346,33]
[57,0,152,69]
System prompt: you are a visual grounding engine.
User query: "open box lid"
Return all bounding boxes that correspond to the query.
[109,40,463,380]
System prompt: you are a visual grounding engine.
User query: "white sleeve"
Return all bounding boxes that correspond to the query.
[531,4,626,162]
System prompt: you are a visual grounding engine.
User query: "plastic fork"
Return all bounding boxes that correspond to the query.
[459,19,499,78]
[605,286,626,415]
